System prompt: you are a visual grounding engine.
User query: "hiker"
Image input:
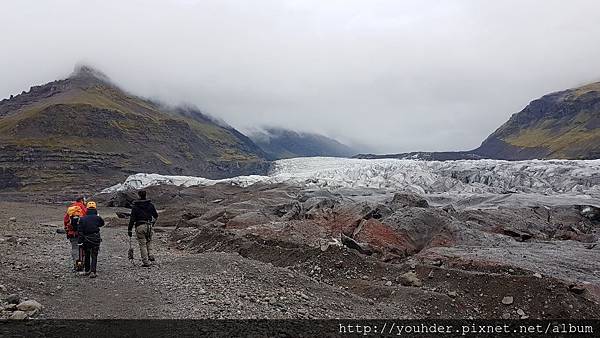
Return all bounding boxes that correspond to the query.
[77,201,104,278]
[128,190,158,267]
[63,197,88,272]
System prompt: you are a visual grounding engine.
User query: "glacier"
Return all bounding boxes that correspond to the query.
[102,157,600,201]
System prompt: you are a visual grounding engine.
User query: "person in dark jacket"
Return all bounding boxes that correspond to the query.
[77,201,104,278]
[128,190,158,267]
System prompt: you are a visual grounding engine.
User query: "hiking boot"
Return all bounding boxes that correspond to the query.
[89,272,97,278]
[149,255,156,262]
[141,262,151,267]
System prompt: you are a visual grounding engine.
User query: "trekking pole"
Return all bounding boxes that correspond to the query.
[128,235,135,266]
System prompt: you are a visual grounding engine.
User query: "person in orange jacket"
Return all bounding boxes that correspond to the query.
[64,197,88,272]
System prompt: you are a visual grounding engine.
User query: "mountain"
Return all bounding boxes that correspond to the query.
[356,81,600,161]
[474,82,600,160]
[0,65,269,191]
[248,127,356,160]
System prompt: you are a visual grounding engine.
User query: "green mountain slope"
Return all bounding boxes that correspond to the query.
[0,66,268,191]
[475,82,600,160]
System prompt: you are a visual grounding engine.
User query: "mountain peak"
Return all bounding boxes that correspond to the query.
[69,63,112,87]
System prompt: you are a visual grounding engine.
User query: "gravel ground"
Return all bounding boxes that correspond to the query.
[0,202,404,319]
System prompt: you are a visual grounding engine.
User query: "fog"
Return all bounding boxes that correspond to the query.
[2,0,600,153]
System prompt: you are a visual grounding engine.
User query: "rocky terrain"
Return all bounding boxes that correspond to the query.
[0,65,269,192]
[109,182,600,318]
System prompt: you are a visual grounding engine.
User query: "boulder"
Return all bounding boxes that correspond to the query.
[115,212,131,219]
[9,311,28,320]
[579,205,600,222]
[340,234,373,255]
[442,204,457,214]
[5,294,20,304]
[502,296,514,305]
[16,300,42,312]
[106,191,138,208]
[398,272,423,287]
[389,193,429,209]
[568,284,586,295]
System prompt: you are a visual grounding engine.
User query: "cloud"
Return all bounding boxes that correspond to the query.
[1,0,600,153]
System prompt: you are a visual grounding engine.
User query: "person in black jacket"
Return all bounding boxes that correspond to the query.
[77,201,104,278]
[128,190,158,267]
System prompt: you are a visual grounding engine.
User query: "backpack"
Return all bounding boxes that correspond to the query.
[67,205,84,231]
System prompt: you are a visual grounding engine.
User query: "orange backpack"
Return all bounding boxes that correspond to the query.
[66,205,85,231]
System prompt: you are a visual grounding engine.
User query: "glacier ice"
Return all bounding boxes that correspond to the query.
[102,157,600,199]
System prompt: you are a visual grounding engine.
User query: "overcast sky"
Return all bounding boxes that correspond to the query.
[2,0,600,153]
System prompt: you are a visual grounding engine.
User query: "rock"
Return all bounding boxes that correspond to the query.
[7,237,17,244]
[0,285,7,293]
[389,193,429,208]
[502,296,514,305]
[533,273,542,278]
[297,292,310,301]
[341,234,373,255]
[5,303,17,311]
[16,300,42,312]
[9,310,28,320]
[442,205,456,214]
[16,238,27,245]
[568,284,586,294]
[385,281,393,287]
[5,294,20,304]
[398,272,423,287]
[580,205,600,222]
[115,212,131,219]
[56,228,66,234]
[448,291,458,298]
[9,217,16,222]
[516,308,525,316]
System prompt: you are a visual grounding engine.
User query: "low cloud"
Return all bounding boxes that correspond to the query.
[1,0,600,153]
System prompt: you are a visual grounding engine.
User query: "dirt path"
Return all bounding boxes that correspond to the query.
[0,202,171,318]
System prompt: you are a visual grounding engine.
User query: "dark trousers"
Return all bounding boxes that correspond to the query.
[83,245,99,273]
